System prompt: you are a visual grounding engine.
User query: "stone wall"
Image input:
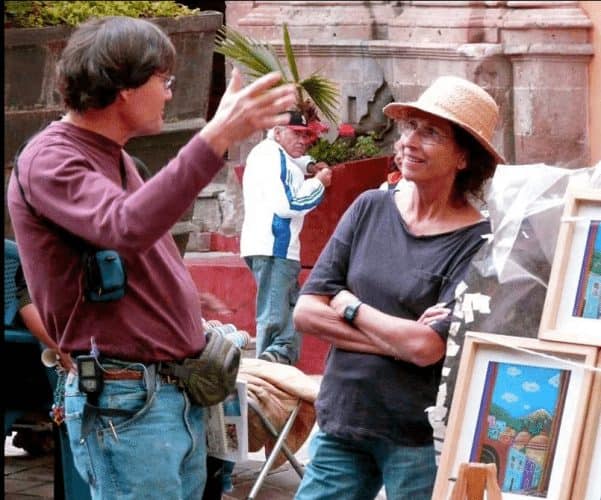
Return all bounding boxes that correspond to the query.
[224,0,594,168]
[184,1,594,252]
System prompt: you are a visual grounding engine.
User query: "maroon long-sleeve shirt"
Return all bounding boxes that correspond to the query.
[7,121,223,362]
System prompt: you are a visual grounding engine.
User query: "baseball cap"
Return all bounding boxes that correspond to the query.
[285,110,309,131]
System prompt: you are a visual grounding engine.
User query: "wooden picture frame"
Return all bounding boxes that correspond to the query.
[539,187,601,346]
[570,350,601,500]
[433,332,597,500]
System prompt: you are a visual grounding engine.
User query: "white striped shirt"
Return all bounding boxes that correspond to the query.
[240,138,325,260]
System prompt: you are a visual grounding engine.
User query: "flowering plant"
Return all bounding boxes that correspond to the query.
[307,124,382,164]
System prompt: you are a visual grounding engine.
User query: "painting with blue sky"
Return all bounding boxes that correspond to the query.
[470,361,570,495]
[489,364,562,417]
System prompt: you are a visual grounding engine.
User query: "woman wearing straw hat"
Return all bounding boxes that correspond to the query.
[293,76,505,500]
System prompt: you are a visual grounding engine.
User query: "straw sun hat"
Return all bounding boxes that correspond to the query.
[383,75,506,164]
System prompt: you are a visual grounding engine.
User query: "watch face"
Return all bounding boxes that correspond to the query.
[344,303,360,323]
[344,306,352,321]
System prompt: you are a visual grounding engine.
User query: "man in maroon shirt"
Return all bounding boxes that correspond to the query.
[7,15,295,500]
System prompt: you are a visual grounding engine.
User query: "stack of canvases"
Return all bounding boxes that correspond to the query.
[432,180,601,500]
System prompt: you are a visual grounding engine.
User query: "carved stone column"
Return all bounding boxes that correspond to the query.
[502,1,592,166]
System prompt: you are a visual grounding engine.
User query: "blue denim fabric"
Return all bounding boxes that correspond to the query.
[245,256,301,364]
[64,363,206,500]
[295,430,437,500]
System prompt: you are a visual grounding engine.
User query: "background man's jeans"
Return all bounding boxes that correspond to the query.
[64,362,206,500]
[245,255,301,364]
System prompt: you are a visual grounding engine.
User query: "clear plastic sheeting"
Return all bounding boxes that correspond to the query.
[483,163,600,287]
[434,162,600,442]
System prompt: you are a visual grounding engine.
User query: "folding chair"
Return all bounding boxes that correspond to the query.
[246,398,304,500]
[237,358,319,500]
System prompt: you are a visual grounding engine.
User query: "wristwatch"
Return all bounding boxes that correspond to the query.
[343,301,362,325]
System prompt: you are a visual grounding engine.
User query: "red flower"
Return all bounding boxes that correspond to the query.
[338,123,355,137]
[308,120,329,137]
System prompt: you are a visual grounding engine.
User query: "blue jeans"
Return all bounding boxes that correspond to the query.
[64,361,206,500]
[245,256,301,364]
[295,430,437,500]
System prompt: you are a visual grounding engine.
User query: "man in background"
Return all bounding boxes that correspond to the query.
[240,111,332,365]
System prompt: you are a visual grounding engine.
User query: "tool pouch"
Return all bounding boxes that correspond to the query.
[160,330,241,407]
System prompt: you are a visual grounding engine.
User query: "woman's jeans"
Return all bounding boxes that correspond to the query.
[295,430,437,500]
[245,255,301,364]
[64,361,206,500]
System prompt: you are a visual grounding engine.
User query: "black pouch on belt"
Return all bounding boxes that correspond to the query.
[160,330,241,407]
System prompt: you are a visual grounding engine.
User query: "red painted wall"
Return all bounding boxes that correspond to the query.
[186,256,330,374]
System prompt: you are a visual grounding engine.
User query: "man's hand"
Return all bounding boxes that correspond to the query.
[307,161,329,175]
[315,167,332,187]
[200,68,297,156]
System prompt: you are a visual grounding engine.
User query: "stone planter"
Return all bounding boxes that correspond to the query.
[4,11,223,249]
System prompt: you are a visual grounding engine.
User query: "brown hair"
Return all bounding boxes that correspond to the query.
[452,124,497,201]
[57,16,176,112]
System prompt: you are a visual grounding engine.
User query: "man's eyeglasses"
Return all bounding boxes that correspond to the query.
[156,74,176,91]
[397,118,451,145]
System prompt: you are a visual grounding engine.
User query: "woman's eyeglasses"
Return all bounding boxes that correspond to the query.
[397,119,451,145]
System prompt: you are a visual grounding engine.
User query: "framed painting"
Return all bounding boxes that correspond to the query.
[570,351,601,500]
[539,187,601,346]
[433,332,597,500]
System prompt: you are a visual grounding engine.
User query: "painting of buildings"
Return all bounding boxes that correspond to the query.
[469,362,570,496]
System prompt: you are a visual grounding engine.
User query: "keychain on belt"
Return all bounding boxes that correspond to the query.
[51,369,66,425]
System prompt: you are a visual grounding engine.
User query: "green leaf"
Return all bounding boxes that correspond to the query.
[283,24,300,84]
[215,26,288,81]
[214,24,339,123]
[300,74,339,123]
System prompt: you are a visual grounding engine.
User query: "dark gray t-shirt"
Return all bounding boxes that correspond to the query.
[301,189,490,445]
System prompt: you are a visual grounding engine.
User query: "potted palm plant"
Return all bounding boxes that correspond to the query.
[215,23,339,126]
[215,23,386,161]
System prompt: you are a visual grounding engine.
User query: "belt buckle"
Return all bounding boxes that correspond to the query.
[163,374,178,385]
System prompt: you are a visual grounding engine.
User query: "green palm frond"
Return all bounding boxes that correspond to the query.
[214,26,288,81]
[300,73,339,123]
[283,24,300,84]
[215,24,339,123]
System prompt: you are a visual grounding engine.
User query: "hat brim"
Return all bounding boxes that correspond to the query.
[286,125,310,132]
[383,102,506,165]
